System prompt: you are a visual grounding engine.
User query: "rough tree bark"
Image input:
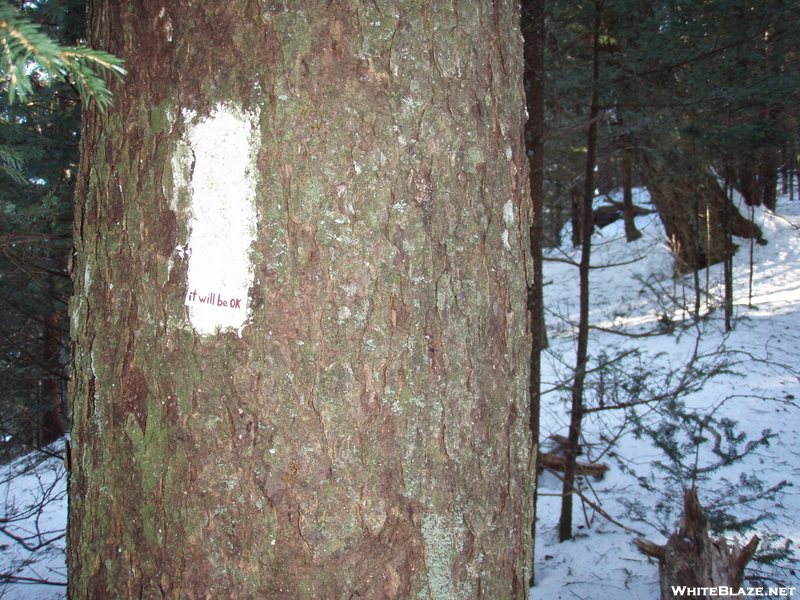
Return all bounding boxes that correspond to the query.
[68,1,533,599]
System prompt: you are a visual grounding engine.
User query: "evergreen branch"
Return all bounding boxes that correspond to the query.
[582,355,730,415]
[0,2,125,108]
[704,481,790,512]
[607,24,777,88]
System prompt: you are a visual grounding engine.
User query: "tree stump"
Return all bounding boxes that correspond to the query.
[637,488,759,600]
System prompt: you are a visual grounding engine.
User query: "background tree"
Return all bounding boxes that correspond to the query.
[68,1,533,598]
[541,0,800,273]
[557,0,604,543]
[522,0,547,572]
[0,0,121,455]
[0,0,121,592]
[533,0,800,544]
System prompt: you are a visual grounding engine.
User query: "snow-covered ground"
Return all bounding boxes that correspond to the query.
[531,189,800,598]
[2,190,799,599]
[0,446,66,600]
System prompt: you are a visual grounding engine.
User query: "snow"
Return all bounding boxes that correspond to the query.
[3,189,800,598]
[531,189,800,598]
[0,445,67,600]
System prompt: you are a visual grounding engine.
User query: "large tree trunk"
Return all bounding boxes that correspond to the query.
[641,151,764,275]
[68,1,533,599]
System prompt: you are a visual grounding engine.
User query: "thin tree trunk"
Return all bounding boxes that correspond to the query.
[623,145,642,242]
[724,185,735,331]
[68,1,533,598]
[522,0,547,579]
[571,185,583,248]
[40,309,65,447]
[761,147,779,212]
[559,0,602,543]
[790,140,797,202]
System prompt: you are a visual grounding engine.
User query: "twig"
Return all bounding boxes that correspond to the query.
[588,324,668,338]
[0,573,66,586]
[764,210,800,232]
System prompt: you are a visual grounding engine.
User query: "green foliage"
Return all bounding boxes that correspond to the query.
[0,0,124,108]
[633,401,775,486]
[542,0,800,232]
[621,397,797,585]
[747,534,798,586]
[616,396,794,580]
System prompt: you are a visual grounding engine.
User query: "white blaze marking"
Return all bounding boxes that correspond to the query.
[177,103,259,335]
